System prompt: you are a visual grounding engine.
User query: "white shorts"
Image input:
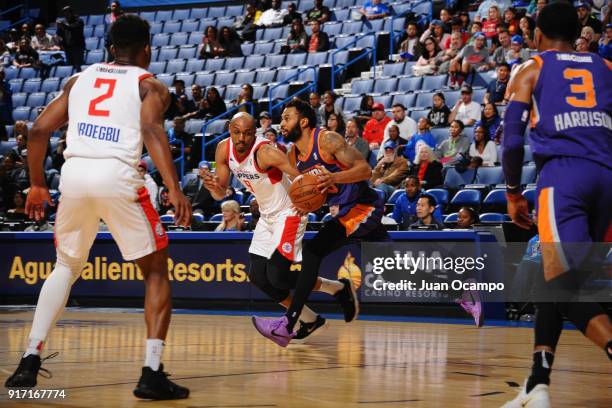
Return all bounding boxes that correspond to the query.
[249,209,307,262]
[55,158,167,261]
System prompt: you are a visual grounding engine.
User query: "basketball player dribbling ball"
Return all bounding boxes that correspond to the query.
[501,3,611,406]
[252,99,391,347]
[203,112,359,344]
[4,15,192,400]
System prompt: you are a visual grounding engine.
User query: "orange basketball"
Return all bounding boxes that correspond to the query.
[289,173,327,213]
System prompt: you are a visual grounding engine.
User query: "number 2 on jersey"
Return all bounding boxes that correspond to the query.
[563,68,596,109]
[88,78,117,117]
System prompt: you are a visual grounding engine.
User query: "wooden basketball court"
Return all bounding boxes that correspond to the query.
[0,309,610,407]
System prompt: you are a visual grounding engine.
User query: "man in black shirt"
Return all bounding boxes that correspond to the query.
[283,3,302,25]
[56,6,85,70]
[183,161,218,217]
[484,62,510,105]
[410,194,444,230]
[305,0,330,23]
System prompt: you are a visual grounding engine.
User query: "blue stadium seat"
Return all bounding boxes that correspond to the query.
[49,173,61,190]
[374,77,398,94]
[176,45,196,60]
[262,27,283,41]
[382,62,406,77]
[93,25,105,38]
[190,8,208,19]
[265,54,286,68]
[276,67,298,83]
[253,85,268,99]
[152,33,170,47]
[208,6,226,18]
[12,92,27,107]
[245,55,265,69]
[392,93,416,109]
[285,53,307,67]
[323,21,342,36]
[351,79,373,94]
[388,189,404,204]
[195,72,214,87]
[83,26,94,37]
[180,19,200,34]
[186,59,205,72]
[148,62,166,75]
[342,21,363,34]
[426,188,449,206]
[205,58,225,71]
[85,37,100,51]
[87,14,104,25]
[175,72,195,86]
[187,31,204,45]
[415,91,435,108]
[475,166,504,185]
[12,107,31,121]
[523,144,533,163]
[522,188,536,205]
[270,84,289,100]
[207,119,228,135]
[224,85,243,102]
[431,127,449,146]
[321,213,334,223]
[398,76,423,93]
[365,18,384,32]
[158,46,177,61]
[209,213,223,222]
[334,34,354,50]
[255,68,277,83]
[85,50,104,65]
[155,10,173,22]
[373,94,392,108]
[59,77,71,89]
[51,65,74,78]
[443,90,461,107]
[479,213,506,223]
[307,52,328,66]
[225,57,245,71]
[408,108,429,121]
[18,68,37,79]
[160,214,174,223]
[172,9,191,20]
[40,77,60,93]
[156,73,175,87]
[482,189,507,209]
[170,33,189,47]
[164,59,185,74]
[0,140,17,156]
[444,168,476,188]
[241,43,254,56]
[234,70,256,85]
[22,78,42,93]
[26,92,46,108]
[521,165,537,185]
[254,41,274,55]
[422,75,448,90]
[214,71,236,86]
[185,120,205,134]
[140,11,156,21]
[342,95,362,112]
[149,22,163,35]
[163,20,182,34]
[473,88,486,104]
[450,189,481,207]
[444,213,458,223]
[45,91,60,105]
[226,5,244,16]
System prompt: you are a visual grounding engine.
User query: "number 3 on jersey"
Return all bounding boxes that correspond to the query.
[88,78,117,117]
[563,68,596,109]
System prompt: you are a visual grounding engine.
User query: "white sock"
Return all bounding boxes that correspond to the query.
[299,305,318,324]
[145,339,164,371]
[317,278,345,295]
[24,338,45,357]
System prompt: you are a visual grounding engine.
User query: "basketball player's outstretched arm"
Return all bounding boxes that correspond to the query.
[503,60,539,229]
[203,140,231,201]
[25,76,77,220]
[140,77,192,227]
[317,131,372,191]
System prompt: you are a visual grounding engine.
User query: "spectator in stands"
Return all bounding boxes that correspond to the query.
[402,117,436,163]
[360,0,390,20]
[166,80,189,119]
[0,40,12,68]
[484,62,510,105]
[575,36,590,52]
[106,1,123,24]
[319,91,345,127]
[137,160,159,211]
[199,26,223,59]
[449,85,481,127]
[399,21,421,61]
[380,104,416,158]
[469,124,497,166]
[371,141,409,199]
[0,68,12,141]
[518,16,536,49]
[31,24,60,51]
[169,117,194,169]
[13,150,29,191]
[355,95,374,126]
[438,32,465,74]
[264,128,287,153]
[581,26,600,53]
[576,2,602,40]
[598,23,612,60]
[183,161,218,217]
[283,19,308,53]
[13,38,40,70]
[506,35,530,69]
[191,84,204,106]
[439,8,452,33]
[326,112,345,134]
[410,144,443,188]
[184,86,227,120]
[456,206,479,228]
[157,187,174,215]
[215,200,245,231]
[412,36,442,76]
[256,111,273,136]
[56,6,85,70]
[443,17,470,49]
[392,176,441,229]
[283,3,302,25]
[490,29,511,67]
[363,103,390,150]
[307,20,330,53]
[480,102,501,141]
[383,124,401,150]
[51,126,67,170]
[437,120,470,166]
[232,84,257,114]
[344,119,370,159]
[482,6,502,39]
[528,0,547,21]
[449,33,490,87]
[475,0,511,22]
[459,11,471,31]
[21,23,32,39]
[218,26,244,58]
[7,191,27,218]
[328,204,339,218]
[5,28,20,53]
[502,7,520,35]
[258,0,288,28]
[235,3,258,42]
[309,92,323,125]
[243,198,260,231]
[305,0,330,23]
[427,92,451,127]
[466,21,483,46]
[420,20,450,50]
[11,133,28,161]
[410,193,445,229]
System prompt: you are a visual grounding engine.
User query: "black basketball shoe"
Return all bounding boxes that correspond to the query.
[133,364,189,400]
[5,352,57,388]
[292,316,327,344]
[334,278,360,322]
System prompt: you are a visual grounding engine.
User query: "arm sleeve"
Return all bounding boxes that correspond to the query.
[502,100,530,190]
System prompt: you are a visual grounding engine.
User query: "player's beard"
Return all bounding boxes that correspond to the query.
[284,123,303,143]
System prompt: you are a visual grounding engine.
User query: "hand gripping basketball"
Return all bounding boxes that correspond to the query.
[289,173,327,213]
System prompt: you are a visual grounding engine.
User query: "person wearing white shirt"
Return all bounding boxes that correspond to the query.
[258,0,288,28]
[475,0,512,21]
[469,124,497,166]
[378,104,417,159]
[448,85,481,127]
[138,160,159,211]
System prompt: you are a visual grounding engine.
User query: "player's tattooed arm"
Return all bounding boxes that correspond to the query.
[204,139,231,201]
[257,143,301,178]
[317,131,372,189]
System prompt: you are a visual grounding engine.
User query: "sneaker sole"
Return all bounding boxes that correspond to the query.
[346,278,360,323]
[291,320,328,345]
[133,388,189,400]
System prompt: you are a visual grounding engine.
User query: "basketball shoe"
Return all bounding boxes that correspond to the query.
[334,278,360,322]
[292,315,327,344]
[133,364,189,400]
[501,380,551,408]
[5,352,57,388]
[251,315,295,347]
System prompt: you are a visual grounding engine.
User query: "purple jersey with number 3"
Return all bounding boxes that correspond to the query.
[529,50,612,169]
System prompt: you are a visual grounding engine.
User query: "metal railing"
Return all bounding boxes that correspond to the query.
[200,102,255,162]
[330,31,377,91]
[0,3,30,32]
[267,66,318,117]
[389,0,434,56]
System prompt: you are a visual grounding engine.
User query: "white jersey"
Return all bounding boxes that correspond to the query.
[64,63,152,168]
[227,136,293,219]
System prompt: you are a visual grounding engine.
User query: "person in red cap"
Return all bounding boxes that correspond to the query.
[362,103,390,150]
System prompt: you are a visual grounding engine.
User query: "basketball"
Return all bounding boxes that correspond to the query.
[289,174,327,213]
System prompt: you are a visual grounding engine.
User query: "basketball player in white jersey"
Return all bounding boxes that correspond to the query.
[203,112,358,344]
[5,16,191,400]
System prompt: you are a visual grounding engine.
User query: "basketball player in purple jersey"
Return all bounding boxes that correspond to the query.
[501,3,611,406]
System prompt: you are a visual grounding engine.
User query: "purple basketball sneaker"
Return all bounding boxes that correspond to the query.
[251,316,295,347]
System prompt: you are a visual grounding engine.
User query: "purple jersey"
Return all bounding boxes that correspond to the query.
[294,128,378,216]
[529,51,612,169]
